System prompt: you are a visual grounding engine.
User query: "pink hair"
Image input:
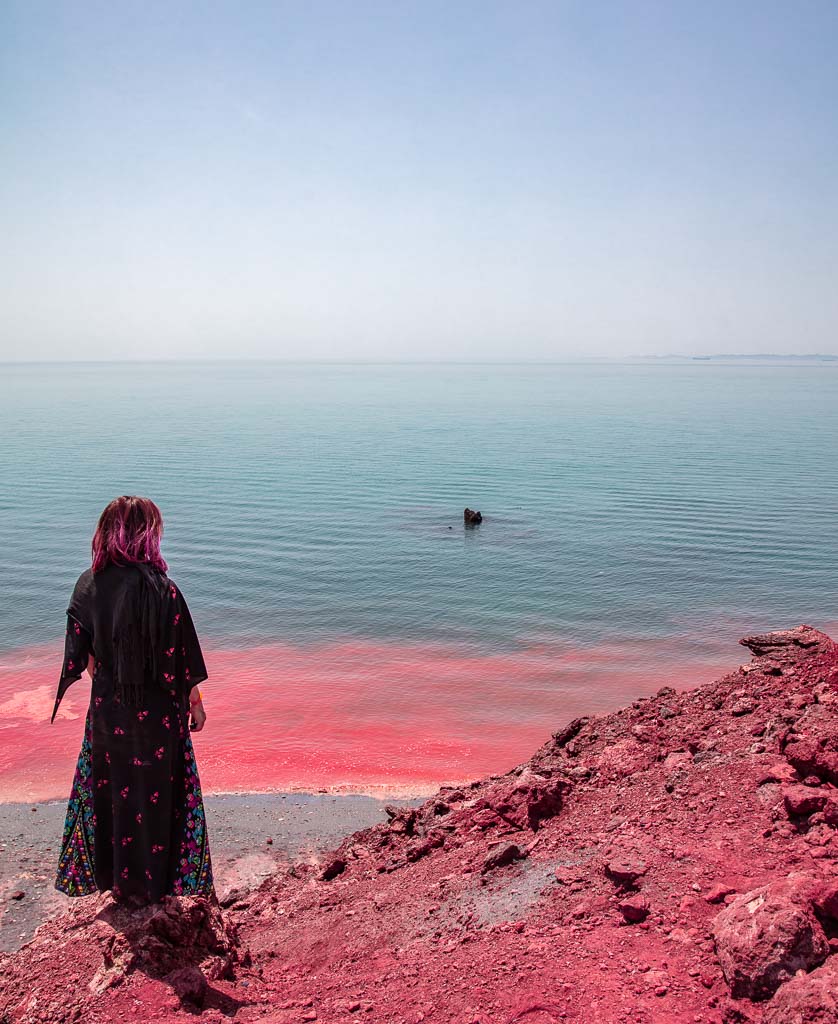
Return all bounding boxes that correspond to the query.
[91,496,168,574]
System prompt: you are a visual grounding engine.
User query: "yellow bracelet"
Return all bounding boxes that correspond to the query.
[189,690,203,706]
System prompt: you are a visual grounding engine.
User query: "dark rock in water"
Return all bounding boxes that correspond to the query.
[464,508,482,526]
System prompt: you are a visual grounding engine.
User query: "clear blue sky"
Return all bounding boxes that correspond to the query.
[2,1,836,360]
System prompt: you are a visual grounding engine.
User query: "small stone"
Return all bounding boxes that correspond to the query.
[482,842,522,873]
[472,808,501,829]
[605,857,648,889]
[706,883,737,904]
[757,762,797,786]
[570,898,594,919]
[618,894,650,923]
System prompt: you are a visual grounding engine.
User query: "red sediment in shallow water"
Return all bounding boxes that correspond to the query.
[0,634,735,802]
[3,624,838,1024]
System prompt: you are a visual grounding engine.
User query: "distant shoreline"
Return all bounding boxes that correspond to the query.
[0,780,443,806]
[648,352,838,362]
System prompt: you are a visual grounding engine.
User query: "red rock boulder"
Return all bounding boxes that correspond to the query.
[712,883,829,1000]
[784,740,838,786]
[468,770,570,831]
[809,877,838,924]
[783,785,833,817]
[782,701,838,784]
[739,625,832,663]
[762,956,838,1024]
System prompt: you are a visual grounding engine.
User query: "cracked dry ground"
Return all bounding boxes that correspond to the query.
[2,624,838,1024]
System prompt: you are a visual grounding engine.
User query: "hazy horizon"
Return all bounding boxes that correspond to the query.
[3,1,837,362]
[3,352,837,367]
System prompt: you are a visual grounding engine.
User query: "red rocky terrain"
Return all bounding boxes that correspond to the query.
[3,624,838,1024]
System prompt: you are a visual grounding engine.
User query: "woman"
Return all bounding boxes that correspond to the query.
[52,495,214,905]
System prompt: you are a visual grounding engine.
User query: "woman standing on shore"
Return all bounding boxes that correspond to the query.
[52,496,214,905]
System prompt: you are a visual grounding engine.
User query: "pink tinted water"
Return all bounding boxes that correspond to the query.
[0,633,746,802]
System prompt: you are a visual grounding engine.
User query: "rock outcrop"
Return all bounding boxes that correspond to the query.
[2,624,838,1023]
[762,956,838,1024]
[712,879,829,999]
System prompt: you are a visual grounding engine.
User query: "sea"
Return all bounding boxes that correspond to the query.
[1,360,836,801]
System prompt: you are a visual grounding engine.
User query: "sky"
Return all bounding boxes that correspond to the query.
[1,1,837,361]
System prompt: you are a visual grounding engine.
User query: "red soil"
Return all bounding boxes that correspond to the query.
[2,624,838,1024]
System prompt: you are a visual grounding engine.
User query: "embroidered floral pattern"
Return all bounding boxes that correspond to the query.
[171,732,213,895]
[55,713,96,897]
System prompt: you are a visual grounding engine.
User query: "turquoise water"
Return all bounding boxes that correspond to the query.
[1,360,836,657]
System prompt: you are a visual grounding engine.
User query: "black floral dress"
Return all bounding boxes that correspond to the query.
[53,564,214,903]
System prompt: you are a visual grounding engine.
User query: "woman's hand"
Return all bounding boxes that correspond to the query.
[189,686,206,732]
[190,699,206,732]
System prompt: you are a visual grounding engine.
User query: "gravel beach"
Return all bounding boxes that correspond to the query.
[0,791,416,952]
